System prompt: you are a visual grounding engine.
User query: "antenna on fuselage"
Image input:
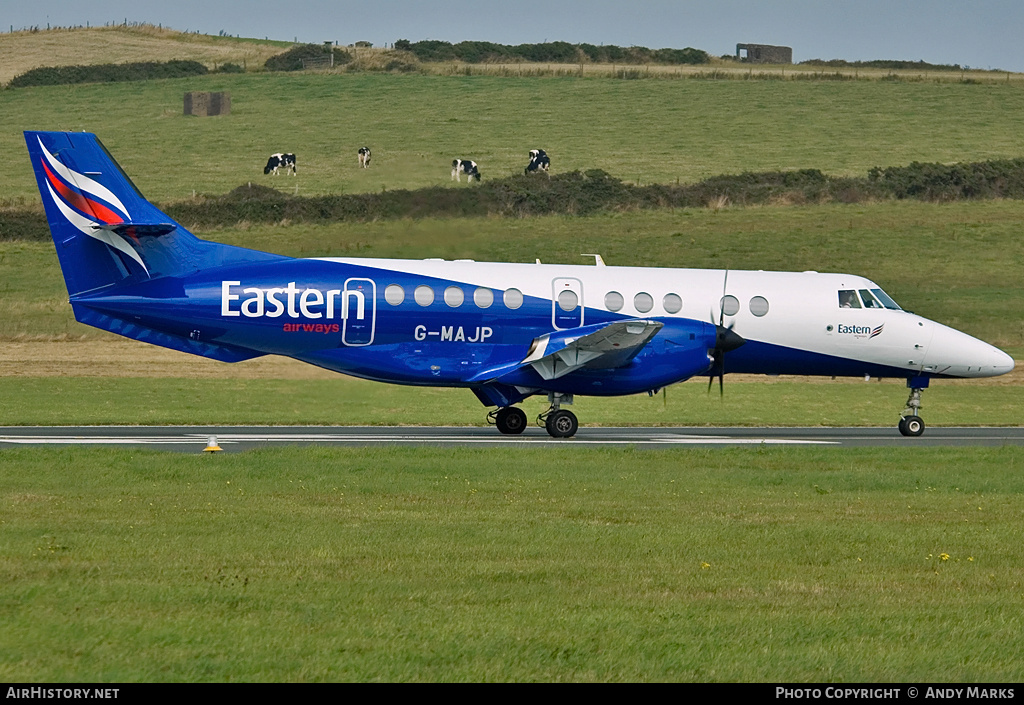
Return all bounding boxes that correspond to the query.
[581,253,606,266]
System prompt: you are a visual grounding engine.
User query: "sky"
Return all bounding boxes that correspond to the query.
[7,0,1023,72]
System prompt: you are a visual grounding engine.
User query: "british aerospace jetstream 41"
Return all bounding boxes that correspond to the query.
[25,131,1015,437]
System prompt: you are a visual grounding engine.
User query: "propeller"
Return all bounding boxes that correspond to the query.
[707,271,746,396]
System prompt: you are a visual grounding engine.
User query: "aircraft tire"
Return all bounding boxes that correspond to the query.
[495,407,527,435]
[899,415,925,437]
[545,409,578,439]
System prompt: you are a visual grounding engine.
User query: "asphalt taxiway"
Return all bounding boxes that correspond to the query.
[1,426,1022,452]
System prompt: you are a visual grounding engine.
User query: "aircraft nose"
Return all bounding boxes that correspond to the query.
[993,348,1015,376]
[925,324,1015,377]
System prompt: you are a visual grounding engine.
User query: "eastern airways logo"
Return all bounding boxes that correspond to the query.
[837,323,884,339]
[37,136,148,274]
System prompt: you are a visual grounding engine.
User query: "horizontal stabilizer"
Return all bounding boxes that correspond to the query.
[93,222,177,237]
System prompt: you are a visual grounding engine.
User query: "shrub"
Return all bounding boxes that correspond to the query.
[403,40,709,65]
[405,40,458,62]
[868,159,1024,201]
[9,60,208,88]
[801,58,964,72]
[264,44,349,71]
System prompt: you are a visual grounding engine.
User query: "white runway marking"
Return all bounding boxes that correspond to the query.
[0,432,835,446]
[2,427,1021,450]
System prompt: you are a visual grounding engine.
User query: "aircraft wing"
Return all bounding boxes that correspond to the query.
[524,319,663,380]
[470,319,663,383]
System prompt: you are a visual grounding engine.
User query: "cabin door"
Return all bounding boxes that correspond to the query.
[552,278,584,330]
[342,277,376,346]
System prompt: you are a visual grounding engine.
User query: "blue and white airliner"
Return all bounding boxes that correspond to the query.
[24,131,1015,437]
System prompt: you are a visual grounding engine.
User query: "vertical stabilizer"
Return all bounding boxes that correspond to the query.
[25,131,281,297]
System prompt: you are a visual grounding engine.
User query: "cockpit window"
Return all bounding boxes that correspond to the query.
[860,289,890,309]
[838,290,861,309]
[870,288,902,310]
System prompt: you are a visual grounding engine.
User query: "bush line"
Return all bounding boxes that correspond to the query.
[394,39,709,65]
[3,158,1024,241]
[9,60,211,88]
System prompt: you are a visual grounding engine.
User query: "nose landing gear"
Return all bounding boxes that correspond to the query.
[898,380,927,437]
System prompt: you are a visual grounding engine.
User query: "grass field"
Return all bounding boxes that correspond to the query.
[1,374,1021,427]
[3,71,1024,204]
[3,445,1023,682]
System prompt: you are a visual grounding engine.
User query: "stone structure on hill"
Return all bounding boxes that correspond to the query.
[184,91,231,116]
[736,44,793,64]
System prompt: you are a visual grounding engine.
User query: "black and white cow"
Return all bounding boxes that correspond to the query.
[264,153,297,175]
[358,147,371,168]
[524,149,550,174]
[451,159,481,182]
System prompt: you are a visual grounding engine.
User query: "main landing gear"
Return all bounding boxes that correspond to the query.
[488,393,578,439]
[898,383,926,437]
[538,393,578,438]
[488,406,528,435]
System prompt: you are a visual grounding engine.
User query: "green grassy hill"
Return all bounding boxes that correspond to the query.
[4,72,1024,204]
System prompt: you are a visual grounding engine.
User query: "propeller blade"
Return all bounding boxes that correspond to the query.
[720,270,729,327]
[707,272,741,398]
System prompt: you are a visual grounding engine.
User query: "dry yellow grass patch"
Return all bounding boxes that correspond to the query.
[428,59,1023,83]
[0,25,287,84]
[0,340,335,379]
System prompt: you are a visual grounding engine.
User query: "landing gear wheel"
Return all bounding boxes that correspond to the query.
[495,407,527,435]
[899,415,925,437]
[545,409,578,439]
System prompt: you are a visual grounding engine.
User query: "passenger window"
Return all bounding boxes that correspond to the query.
[663,293,682,314]
[721,295,739,316]
[557,290,578,312]
[504,288,523,310]
[605,291,624,312]
[473,287,494,309]
[444,286,464,308]
[749,296,769,317]
[838,290,861,309]
[414,285,434,307]
[634,292,654,313]
[384,284,405,306]
[859,289,884,309]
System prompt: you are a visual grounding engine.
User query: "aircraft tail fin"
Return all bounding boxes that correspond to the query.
[24,131,280,297]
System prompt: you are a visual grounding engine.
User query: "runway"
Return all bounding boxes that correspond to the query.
[1,426,1023,452]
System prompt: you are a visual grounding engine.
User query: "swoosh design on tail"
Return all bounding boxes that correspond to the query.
[36,135,148,274]
[37,136,129,217]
